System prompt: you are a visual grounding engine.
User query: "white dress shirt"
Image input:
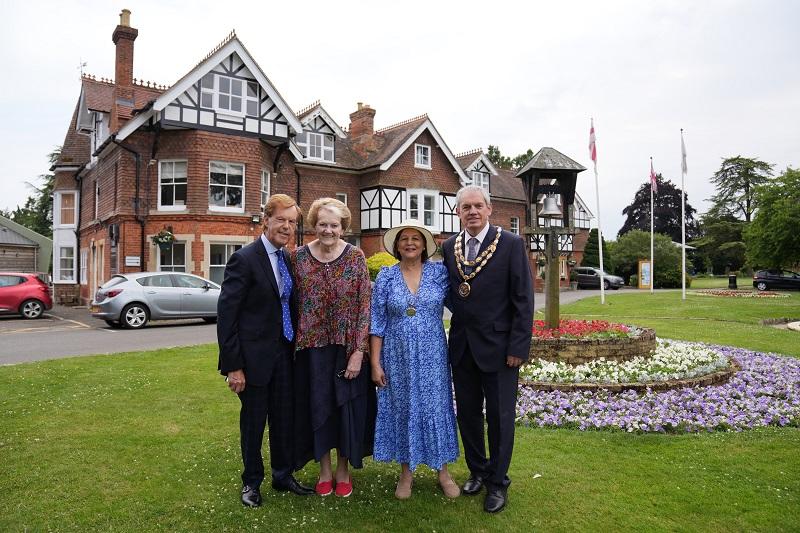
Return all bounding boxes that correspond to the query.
[260,233,284,295]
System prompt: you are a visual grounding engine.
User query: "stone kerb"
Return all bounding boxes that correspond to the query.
[531,328,657,364]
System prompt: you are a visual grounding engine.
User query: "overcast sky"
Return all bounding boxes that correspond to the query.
[2,0,798,237]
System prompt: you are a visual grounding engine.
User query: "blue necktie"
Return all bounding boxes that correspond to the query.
[276,248,294,342]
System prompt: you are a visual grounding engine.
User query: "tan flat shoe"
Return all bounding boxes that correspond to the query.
[395,476,413,500]
[439,476,461,498]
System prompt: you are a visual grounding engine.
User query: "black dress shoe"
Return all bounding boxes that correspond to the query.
[462,475,485,495]
[241,485,262,507]
[272,475,315,496]
[484,488,507,513]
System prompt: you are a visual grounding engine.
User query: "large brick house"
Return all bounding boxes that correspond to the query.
[51,10,593,304]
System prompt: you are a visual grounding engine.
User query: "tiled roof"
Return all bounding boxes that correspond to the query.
[454,149,483,169]
[80,75,164,113]
[55,101,90,168]
[296,100,320,120]
[491,168,526,201]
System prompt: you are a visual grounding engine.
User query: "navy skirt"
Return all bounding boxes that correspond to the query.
[294,344,376,470]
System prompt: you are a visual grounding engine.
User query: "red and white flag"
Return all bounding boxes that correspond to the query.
[650,159,658,194]
[589,119,597,164]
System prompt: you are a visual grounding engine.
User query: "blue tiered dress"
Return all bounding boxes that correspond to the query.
[370,261,459,471]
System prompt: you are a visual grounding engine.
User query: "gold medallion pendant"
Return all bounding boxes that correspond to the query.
[458,282,471,298]
[406,307,416,317]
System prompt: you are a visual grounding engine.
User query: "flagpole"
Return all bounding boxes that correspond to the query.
[650,157,654,295]
[681,129,687,301]
[590,118,605,304]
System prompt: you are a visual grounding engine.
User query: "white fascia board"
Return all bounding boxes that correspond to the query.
[478,154,499,176]
[302,107,346,139]
[574,192,594,218]
[116,109,155,142]
[288,141,304,160]
[378,120,469,185]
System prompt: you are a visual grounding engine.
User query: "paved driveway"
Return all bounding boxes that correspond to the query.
[0,305,217,365]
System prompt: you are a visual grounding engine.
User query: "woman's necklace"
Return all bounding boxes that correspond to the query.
[401,262,422,316]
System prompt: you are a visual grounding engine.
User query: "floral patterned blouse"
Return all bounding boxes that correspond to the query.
[289,243,371,356]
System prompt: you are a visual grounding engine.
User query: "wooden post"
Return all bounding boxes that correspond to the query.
[545,229,560,329]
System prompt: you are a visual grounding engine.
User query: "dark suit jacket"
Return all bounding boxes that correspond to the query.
[217,238,296,387]
[443,224,534,372]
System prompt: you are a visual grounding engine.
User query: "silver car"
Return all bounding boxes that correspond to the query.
[91,272,220,328]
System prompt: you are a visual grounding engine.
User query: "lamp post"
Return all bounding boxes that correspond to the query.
[517,148,586,329]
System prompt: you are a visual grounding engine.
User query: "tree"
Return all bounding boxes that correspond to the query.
[581,228,610,269]
[617,174,700,242]
[486,145,535,170]
[5,147,60,237]
[708,156,773,222]
[611,230,683,288]
[692,213,747,274]
[743,167,800,268]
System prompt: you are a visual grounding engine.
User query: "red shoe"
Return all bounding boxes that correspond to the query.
[315,478,334,497]
[335,476,353,497]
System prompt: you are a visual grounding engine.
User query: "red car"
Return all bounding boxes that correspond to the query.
[0,272,53,319]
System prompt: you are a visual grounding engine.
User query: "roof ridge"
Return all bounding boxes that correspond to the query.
[81,73,169,91]
[375,113,428,134]
[455,148,483,158]
[193,30,237,71]
[81,73,115,86]
[296,100,320,115]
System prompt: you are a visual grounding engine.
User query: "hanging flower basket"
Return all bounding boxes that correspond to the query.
[152,229,175,250]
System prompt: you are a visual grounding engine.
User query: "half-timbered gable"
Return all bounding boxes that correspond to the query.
[116,35,302,144]
[456,150,499,193]
[294,102,346,164]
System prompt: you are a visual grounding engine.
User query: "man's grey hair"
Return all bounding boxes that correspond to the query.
[455,185,491,208]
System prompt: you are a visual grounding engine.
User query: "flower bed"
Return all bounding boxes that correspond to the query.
[533,319,632,339]
[521,340,736,391]
[517,344,800,432]
[691,289,789,298]
[531,321,656,364]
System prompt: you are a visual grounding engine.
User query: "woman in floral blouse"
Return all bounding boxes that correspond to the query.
[290,197,374,498]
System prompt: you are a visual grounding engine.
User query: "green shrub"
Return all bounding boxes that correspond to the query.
[629,274,639,287]
[366,251,398,281]
[655,268,692,289]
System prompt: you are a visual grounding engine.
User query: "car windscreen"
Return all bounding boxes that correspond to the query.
[101,276,127,289]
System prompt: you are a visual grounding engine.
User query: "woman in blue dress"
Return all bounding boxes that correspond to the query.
[370,219,460,500]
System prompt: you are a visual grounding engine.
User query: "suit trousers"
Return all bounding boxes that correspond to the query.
[452,346,519,489]
[238,337,293,488]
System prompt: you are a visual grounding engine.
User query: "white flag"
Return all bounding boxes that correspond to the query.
[681,131,688,175]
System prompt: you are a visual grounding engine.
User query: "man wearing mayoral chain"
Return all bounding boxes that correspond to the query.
[442,185,534,513]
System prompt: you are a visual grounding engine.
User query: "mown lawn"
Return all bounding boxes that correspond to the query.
[1,290,799,531]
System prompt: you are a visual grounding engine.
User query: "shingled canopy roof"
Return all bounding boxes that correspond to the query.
[515,147,586,176]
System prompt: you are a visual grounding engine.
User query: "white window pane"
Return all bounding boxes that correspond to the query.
[231,79,242,96]
[174,162,187,178]
[219,94,229,109]
[247,82,258,98]
[219,77,230,94]
[201,73,214,89]
[231,97,241,112]
[247,100,258,116]
[201,92,213,108]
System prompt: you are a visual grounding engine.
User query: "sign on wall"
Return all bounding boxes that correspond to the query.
[125,256,141,267]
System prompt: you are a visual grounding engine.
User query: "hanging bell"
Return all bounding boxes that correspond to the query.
[540,195,561,217]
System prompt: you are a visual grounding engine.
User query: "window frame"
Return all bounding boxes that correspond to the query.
[158,242,187,273]
[59,192,76,227]
[407,188,439,232]
[158,160,189,211]
[200,73,259,118]
[470,170,490,192]
[414,144,431,169]
[208,161,245,213]
[510,217,520,235]
[209,243,243,285]
[80,249,88,284]
[59,247,75,281]
[335,192,348,206]
[260,170,271,210]
[304,132,335,162]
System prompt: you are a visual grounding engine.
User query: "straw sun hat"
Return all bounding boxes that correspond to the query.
[382,219,437,258]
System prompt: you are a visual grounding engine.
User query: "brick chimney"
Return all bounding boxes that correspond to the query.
[349,103,377,155]
[110,9,138,132]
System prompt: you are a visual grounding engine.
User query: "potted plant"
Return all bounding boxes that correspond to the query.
[152,229,175,251]
[569,269,579,290]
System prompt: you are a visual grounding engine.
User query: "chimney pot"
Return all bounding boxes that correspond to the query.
[120,9,131,27]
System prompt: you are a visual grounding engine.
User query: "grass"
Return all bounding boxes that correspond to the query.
[689,275,750,289]
[1,291,799,531]
[544,290,800,357]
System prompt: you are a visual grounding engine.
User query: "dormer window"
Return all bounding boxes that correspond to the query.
[470,171,490,192]
[415,144,431,169]
[200,73,259,117]
[296,132,334,162]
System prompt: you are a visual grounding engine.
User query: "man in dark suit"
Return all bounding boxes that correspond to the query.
[217,193,314,507]
[442,185,534,513]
